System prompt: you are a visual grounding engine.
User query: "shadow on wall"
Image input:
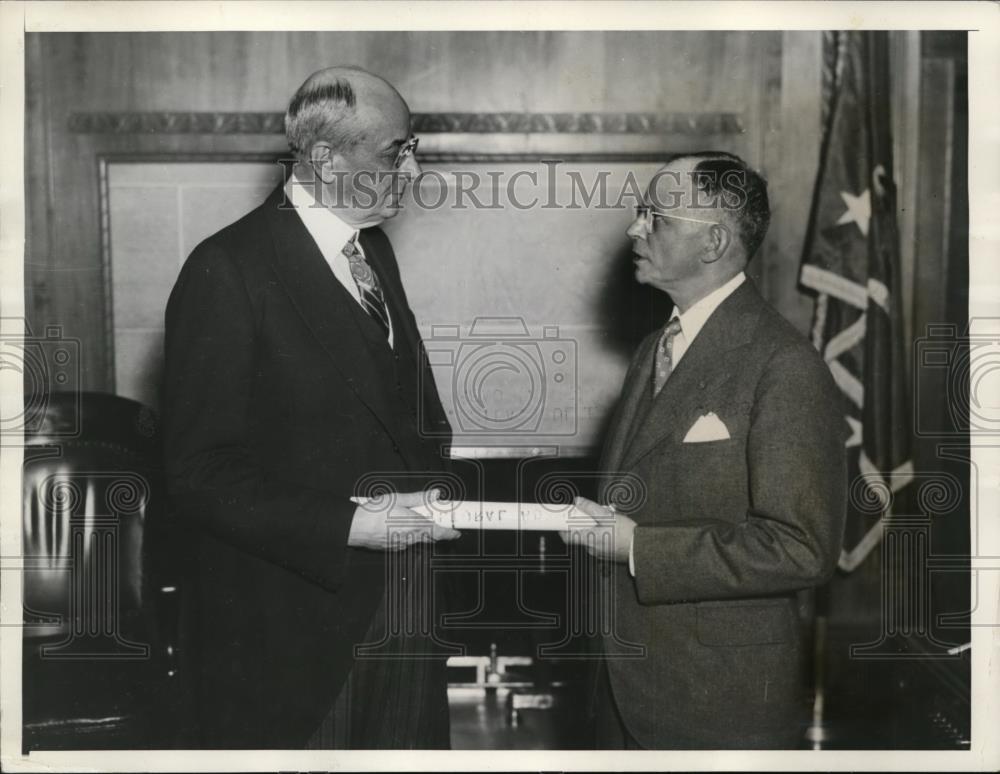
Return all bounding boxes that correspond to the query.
[594,239,674,354]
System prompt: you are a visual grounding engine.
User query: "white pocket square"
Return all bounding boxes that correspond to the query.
[683,412,731,443]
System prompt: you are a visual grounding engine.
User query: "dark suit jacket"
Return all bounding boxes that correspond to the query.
[598,279,847,749]
[162,186,451,748]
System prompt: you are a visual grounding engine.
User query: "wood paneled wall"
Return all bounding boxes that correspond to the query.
[26,31,827,393]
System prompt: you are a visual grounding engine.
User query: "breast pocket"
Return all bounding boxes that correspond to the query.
[660,437,748,523]
[676,435,743,473]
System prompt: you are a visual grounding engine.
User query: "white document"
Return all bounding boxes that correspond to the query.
[350,498,599,530]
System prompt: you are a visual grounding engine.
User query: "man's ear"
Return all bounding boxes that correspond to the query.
[702,222,733,264]
[309,142,342,184]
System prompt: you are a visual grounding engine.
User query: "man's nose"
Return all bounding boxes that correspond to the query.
[400,154,421,176]
[626,217,646,239]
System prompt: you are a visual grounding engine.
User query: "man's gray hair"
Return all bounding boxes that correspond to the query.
[284,70,366,159]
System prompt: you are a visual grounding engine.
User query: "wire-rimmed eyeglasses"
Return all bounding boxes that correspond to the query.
[394,135,419,168]
[634,205,720,231]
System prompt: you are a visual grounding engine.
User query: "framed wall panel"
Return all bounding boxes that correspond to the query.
[101,154,677,453]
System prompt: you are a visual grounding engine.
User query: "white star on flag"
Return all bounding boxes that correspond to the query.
[844,415,863,448]
[836,189,871,237]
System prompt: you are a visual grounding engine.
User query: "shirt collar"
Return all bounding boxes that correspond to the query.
[285,172,358,250]
[670,272,746,341]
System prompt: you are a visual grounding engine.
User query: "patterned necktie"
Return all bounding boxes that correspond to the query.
[343,235,391,340]
[652,317,683,397]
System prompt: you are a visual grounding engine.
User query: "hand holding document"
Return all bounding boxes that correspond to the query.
[347,489,461,549]
[350,496,604,531]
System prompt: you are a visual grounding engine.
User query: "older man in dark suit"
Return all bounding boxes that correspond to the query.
[568,152,848,749]
[163,67,458,749]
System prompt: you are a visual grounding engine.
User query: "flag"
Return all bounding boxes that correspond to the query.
[800,31,914,572]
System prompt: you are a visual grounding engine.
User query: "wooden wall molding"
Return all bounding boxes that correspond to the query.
[69,111,745,136]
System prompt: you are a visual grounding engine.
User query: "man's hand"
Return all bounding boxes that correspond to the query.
[558,496,637,564]
[348,488,461,551]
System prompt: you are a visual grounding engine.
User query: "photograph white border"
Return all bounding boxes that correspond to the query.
[1,2,997,771]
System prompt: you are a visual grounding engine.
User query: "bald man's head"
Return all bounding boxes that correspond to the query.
[283,66,418,226]
[284,66,409,160]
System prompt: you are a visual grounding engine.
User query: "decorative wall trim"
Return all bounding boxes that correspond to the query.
[70,111,744,136]
[416,112,744,134]
[73,112,287,135]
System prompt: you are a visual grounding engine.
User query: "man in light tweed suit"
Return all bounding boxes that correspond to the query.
[567,151,848,749]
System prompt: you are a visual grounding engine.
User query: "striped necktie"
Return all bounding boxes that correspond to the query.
[652,317,683,396]
[343,235,391,340]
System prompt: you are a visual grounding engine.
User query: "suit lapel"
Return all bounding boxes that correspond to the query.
[261,187,410,456]
[618,281,764,471]
[601,333,659,475]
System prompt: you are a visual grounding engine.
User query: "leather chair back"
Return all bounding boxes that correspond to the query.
[22,391,177,749]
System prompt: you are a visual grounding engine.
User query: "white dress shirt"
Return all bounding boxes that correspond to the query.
[627,271,746,575]
[284,174,394,347]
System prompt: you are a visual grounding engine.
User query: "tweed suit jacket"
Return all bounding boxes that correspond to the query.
[598,279,847,749]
